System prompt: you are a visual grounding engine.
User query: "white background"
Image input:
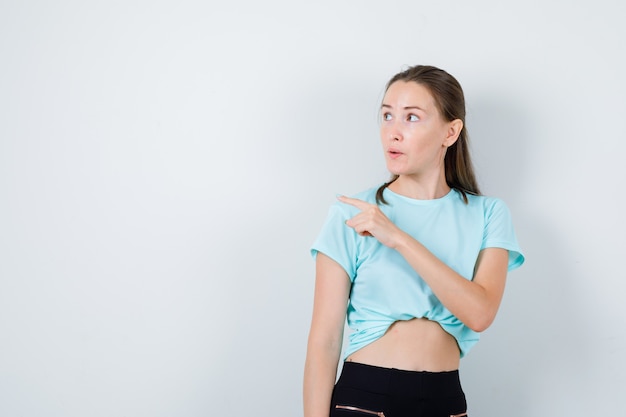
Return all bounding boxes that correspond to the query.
[1,1,624,416]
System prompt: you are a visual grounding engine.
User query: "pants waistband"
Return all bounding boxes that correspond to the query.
[337,361,463,398]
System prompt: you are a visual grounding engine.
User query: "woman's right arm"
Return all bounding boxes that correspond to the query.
[303,252,351,417]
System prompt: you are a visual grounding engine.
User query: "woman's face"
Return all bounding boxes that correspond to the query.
[380,81,459,179]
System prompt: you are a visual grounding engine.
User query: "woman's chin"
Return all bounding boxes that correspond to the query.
[386,166,407,176]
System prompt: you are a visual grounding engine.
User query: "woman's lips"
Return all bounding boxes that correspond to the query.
[388,148,403,159]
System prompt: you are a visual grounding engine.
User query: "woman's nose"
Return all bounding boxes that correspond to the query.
[388,125,402,141]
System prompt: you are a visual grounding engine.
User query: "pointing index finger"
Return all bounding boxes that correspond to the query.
[337,195,372,210]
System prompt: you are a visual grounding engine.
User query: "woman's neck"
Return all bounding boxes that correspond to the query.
[387,175,451,200]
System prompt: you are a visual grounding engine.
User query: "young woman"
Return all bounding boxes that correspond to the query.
[303,65,525,417]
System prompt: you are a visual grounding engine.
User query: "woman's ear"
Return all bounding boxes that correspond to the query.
[443,119,463,147]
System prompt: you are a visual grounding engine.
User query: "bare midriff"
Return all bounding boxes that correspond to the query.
[345,318,460,372]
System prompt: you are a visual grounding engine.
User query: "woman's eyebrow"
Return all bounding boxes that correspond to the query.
[381,103,426,111]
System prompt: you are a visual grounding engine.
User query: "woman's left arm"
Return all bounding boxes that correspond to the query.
[339,195,509,333]
[395,239,508,332]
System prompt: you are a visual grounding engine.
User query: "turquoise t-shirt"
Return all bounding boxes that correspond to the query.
[311,186,524,358]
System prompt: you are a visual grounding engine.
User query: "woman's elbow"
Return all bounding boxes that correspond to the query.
[464,309,497,333]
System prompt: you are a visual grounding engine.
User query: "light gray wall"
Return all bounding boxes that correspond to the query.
[1,1,624,416]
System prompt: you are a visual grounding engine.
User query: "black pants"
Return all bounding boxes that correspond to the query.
[330,362,468,417]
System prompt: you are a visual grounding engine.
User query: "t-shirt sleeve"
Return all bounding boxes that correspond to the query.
[310,203,358,281]
[481,198,525,271]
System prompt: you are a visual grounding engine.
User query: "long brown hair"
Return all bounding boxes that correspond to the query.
[376,65,480,204]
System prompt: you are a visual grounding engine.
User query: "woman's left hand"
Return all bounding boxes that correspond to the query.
[337,195,405,249]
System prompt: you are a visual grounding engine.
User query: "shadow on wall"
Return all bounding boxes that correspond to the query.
[461,95,592,416]
[466,94,527,195]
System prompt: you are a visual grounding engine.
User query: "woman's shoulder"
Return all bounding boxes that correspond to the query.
[464,192,513,220]
[464,191,507,207]
[350,185,381,202]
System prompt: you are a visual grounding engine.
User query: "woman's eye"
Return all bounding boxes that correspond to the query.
[407,114,419,122]
[382,113,392,121]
